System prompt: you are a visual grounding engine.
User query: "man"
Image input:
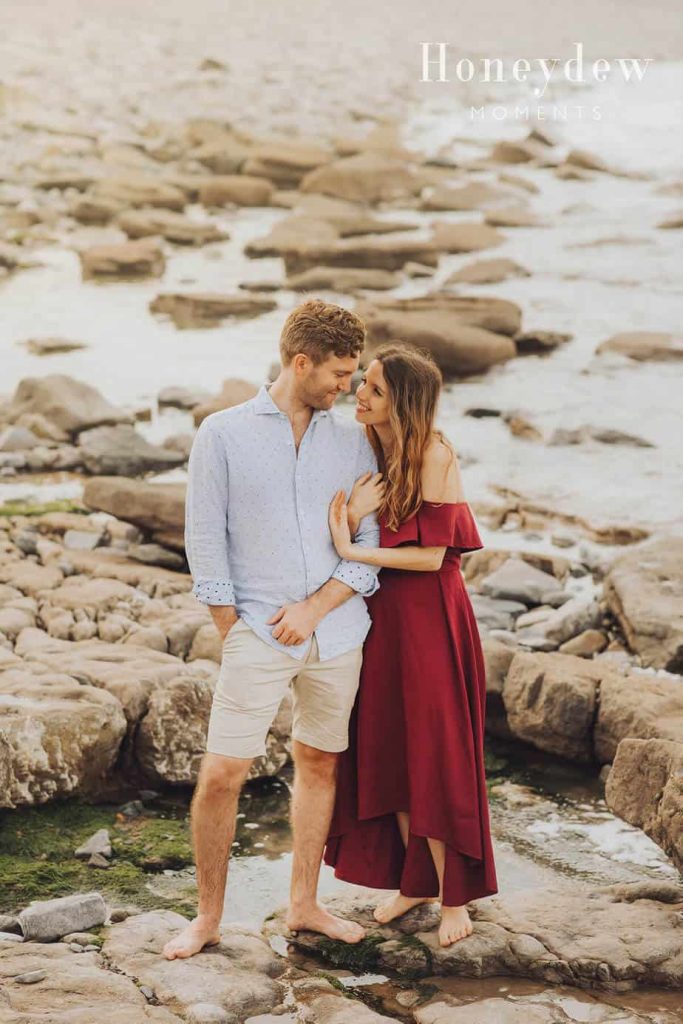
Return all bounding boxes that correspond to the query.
[163,299,381,960]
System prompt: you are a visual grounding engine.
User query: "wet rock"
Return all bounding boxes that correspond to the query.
[18,893,107,942]
[69,194,124,224]
[244,214,339,258]
[359,295,519,376]
[283,235,438,274]
[74,829,112,861]
[80,239,166,279]
[515,330,572,354]
[603,536,683,671]
[480,558,567,607]
[242,140,333,187]
[77,424,186,476]
[430,220,505,253]
[5,374,130,438]
[0,673,127,807]
[489,139,548,163]
[158,386,211,410]
[514,594,601,648]
[596,331,683,362]
[268,881,683,989]
[300,152,423,202]
[192,379,259,424]
[117,209,228,245]
[484,206,546,228]
[445,258,530,285]
[606,738,682,870]
[594,671,683,763]
[198,175,273,207]
[559,629,608,657]
[285,266,400,292]
[21,336,88,356]
[149,292,276,328]
[102,911,284,1020]
[91,175,186,211]
[421,181,515,211]
[292,193,417,236]
[83,477,185,550]
[503,651,604,761]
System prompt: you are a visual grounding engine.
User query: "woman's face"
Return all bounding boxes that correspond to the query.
[355,359,390,426]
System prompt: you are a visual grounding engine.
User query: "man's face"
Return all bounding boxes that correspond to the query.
[296,353,360,410]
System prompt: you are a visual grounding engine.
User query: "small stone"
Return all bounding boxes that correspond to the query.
[0,932,23,943]
[69,942,85,951]
[15,969,48,984]
[75,829,112,861]
[118,800,145,818]
[88,852,111,869]
[140,985,155,1001]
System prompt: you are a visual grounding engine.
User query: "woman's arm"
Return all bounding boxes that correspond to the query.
[329,492,447,571]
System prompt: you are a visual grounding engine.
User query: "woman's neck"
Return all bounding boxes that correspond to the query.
[373,423,394,456]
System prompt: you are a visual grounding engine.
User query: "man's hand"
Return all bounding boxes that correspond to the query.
[209,604,239,642]
[267,600,321,646]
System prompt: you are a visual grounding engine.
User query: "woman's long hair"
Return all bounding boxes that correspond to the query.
[366,344,454,531]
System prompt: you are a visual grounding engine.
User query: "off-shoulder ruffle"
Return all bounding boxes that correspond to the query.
[380,501,484,554]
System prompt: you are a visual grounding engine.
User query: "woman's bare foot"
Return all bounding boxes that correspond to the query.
[373,893,436,925]
[162,916,221,960]
[438,905,473,947]
[286,904,366,944]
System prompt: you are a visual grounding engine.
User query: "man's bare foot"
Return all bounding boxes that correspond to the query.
[438,905,473,947]
[286,905,366,944]
[373,893,436,925]
[162,916,221,960]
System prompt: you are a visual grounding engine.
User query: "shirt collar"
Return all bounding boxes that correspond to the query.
[254,384,329,420]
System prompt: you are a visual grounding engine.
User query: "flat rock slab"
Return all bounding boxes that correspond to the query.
[102,911,284,1020]
[266,881,683,991]
[0,938,183,1022]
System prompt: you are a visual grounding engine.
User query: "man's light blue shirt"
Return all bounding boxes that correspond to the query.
[184,384,381,661]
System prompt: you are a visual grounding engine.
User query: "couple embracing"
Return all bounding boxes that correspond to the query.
[163,299,498,961]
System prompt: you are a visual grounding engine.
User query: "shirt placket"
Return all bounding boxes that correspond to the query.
[293,420,316,598]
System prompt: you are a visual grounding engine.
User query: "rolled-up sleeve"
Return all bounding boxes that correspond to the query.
[184,414,235,606]
[331,433,381,597]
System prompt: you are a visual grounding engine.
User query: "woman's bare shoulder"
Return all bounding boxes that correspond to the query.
[421,435,464,502]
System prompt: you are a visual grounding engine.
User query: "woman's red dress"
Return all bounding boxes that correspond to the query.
[324,501,498,906]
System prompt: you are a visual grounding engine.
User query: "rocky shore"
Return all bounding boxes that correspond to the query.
[1,9,682,1016]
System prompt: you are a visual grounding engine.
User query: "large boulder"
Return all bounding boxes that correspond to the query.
[502,651,604,762]
[82,477,185,550]
[603,536,683,671]
[6,375,130,439]
[300,152,424,202]
[596,331,683,362]
[0,672,127,807]
[605,737,682,870]
[77,424,187,476]
[594,671,683,762]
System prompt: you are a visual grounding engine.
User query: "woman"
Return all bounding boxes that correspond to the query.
[324,344,498,948]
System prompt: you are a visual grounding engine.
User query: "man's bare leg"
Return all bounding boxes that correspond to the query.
[163,752,253,959]
[373,811,438,924]
[285,740,365,943]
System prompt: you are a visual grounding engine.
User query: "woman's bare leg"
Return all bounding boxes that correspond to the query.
[373,811,438,924]
[426,837,473,947]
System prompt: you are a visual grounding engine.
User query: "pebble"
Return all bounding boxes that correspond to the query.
[14,969,48,984]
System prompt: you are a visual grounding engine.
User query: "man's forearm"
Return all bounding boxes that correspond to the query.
[305,578,355,620]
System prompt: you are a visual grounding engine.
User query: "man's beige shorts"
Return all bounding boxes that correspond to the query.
[207,618,363,760]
